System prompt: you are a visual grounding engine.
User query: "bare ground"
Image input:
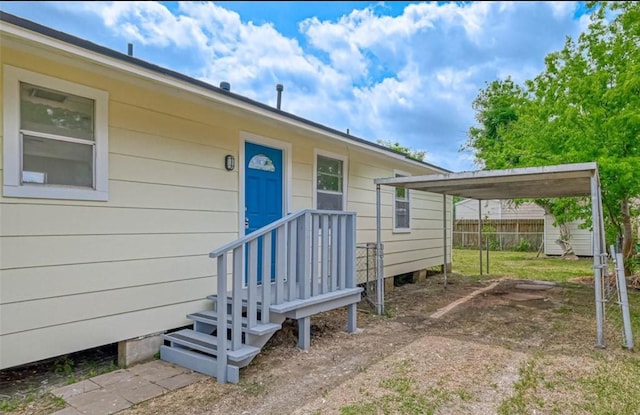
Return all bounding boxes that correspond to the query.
[121,274,626,415]
[3,273,631,415]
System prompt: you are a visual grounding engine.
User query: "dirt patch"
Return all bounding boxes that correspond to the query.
[3,273,629,415]
[120,274,622,415]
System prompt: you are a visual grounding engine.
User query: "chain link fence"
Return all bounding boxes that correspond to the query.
[356,243,379,309]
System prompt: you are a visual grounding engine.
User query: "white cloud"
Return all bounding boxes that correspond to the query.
[35,1,588,171]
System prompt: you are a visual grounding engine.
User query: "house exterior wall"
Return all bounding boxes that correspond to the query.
[0,37,448,369]
[544,214,593,257]
[455,199,545,220]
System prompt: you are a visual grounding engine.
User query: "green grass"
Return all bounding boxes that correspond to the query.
[452,249,594,282]
[497,356,544,415]
[579,354,640,415]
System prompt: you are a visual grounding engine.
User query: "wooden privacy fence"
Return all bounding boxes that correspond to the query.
[453,219,544,251]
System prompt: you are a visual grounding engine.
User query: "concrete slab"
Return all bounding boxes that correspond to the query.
[51,360,207,415]
[503,292,546,302]
[51,379,100,400]
[90,369,135,387]
[65,388,131,415]
[50,407,83,415]
[515,283,553,291]
[126,360,187,382]
[112,382,165,405]
[155,372,207,390]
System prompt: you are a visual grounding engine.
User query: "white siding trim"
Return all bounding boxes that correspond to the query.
[313,149,348,211]
[2,65,109,201]
[239,131,292,235]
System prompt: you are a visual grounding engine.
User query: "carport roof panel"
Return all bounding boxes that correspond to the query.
[374,162,598,199]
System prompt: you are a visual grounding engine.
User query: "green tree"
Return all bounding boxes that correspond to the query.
[377,139,427,161]
[465,1,640,268]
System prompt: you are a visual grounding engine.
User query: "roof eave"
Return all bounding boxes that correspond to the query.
[0,11,450,174]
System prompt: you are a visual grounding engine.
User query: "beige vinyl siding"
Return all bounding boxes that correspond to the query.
[346,151,451,277]
[544,215,593,257]
[0,40,449,369]
[0,47,242,369]
[1,301,210,372]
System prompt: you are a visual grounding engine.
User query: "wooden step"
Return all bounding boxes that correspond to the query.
[160,345,240,383]
[187,310,281,336]
[269,287,363,317]
[163,329,260,363]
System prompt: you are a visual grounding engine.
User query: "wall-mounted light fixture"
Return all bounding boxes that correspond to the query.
[225,154,235,171]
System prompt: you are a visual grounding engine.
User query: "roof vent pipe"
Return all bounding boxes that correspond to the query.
[276,83,284,110]
[220,81,231,91]
[127,43,133,57]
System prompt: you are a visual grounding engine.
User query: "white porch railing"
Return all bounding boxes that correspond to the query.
[209,209,357,382]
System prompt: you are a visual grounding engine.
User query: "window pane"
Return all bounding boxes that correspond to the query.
[317,156,343,192]
[396,200,410,228]
[20,83,95,141]
[396,187,406,199]
[23,135,93,187]
[317,156,343,176]
[318,175,342,192]
[317,192,343,210]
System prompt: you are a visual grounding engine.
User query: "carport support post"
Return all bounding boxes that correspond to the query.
[376,184,384,315]
[591,173,604,348]
[478,200,483,276]
[443,194,448,289]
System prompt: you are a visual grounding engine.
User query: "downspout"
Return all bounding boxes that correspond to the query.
[376,184,384,315]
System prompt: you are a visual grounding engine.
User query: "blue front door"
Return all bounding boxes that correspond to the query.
[245,141,283,282]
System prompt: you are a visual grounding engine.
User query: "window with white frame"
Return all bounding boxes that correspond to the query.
[394,173,410,231]
[3,65,108,200]
[316,154,345,210]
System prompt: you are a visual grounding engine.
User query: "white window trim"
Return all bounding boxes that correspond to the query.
[3,65,109,201]
[393,169,411,233]
[313,149,348,211]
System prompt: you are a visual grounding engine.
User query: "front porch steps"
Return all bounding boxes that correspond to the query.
[160,286,362,384]
[163,329,260,363]
[187,309,282,336]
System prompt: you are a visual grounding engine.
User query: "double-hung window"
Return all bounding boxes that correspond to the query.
[394,172,410,231]
[315,152,347,211]
[3,65,108,200]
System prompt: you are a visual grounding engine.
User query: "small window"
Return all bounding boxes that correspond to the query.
[3,66,108,200]
[316,154,345,211]
[248,154,276,172]
[394,173,410,231]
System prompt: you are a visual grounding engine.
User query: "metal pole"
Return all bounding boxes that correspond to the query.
[591,174,604,348]
[611,245,634,350]
[443,194,447,289]
[479,200,483,276]
[486,235,489,274]
[375,184,384,315]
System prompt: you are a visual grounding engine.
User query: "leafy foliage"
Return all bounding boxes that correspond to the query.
[464,1,640,264]
[377,139,427,161]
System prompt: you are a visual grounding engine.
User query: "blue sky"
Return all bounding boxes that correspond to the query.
[0,1,592,172]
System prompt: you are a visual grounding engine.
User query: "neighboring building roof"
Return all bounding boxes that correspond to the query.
[0,11,450,174]
[454,199,545,220]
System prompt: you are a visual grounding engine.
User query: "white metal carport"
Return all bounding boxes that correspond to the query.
[374,162,611,347]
